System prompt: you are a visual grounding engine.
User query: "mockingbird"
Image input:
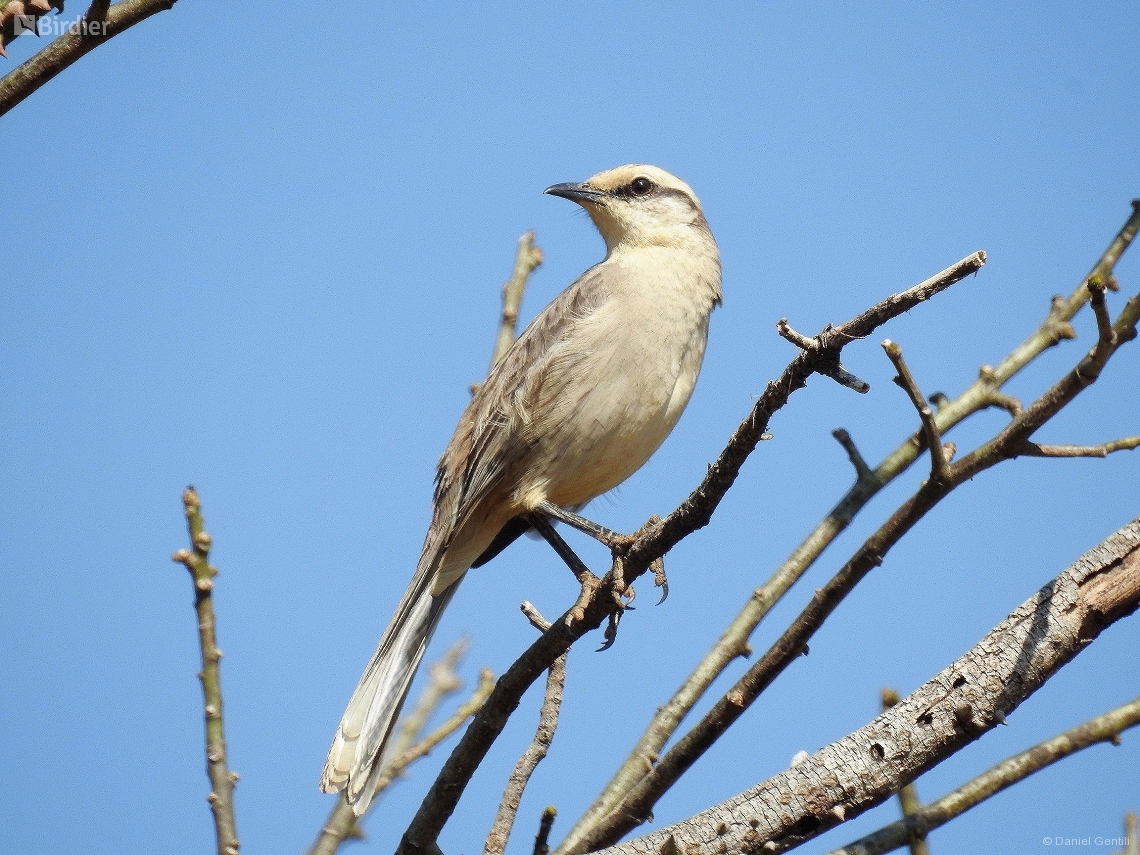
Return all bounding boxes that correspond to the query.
[321,164,722,813]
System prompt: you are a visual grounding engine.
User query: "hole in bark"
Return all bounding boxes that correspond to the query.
[871,743,885,759]
[952,675,967,688]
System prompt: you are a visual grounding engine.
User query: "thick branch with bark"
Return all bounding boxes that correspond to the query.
[0,0,179,117]
[879,689,930,855]
[825,694,1140,855]
[592,517,1140,855]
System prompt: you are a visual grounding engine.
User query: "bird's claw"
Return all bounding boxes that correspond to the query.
[652,557,668,604]
[597,608,622,651]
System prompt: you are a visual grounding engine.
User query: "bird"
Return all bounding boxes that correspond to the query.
[321,164,722,814]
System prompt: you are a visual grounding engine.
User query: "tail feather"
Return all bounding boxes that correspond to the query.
[321,574,458,815]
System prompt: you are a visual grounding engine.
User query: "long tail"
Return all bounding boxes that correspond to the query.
[320,571,458,815]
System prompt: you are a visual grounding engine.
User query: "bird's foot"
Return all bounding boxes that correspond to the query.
[612,515,668,605]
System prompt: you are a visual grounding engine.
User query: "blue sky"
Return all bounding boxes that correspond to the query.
[2,4,1137,855]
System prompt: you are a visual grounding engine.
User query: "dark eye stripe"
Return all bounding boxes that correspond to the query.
[612,178,656,200]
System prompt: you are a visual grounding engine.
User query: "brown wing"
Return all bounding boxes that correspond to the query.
[427,263,611,562]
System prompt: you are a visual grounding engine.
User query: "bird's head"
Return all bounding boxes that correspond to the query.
[545,164,711,253]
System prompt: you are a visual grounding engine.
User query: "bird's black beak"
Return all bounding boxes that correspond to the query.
[544,182,607,204]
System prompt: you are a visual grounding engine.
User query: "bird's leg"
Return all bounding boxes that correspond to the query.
[534,501,624,549]
[526,513,603,626]
[535,502,669,605]
[526,513,633,649]
[535,501,638,606]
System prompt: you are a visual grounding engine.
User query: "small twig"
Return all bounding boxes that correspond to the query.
[485,607,567,855]
[1087,278,1117,347]
[489,231,544,371]
[1017,437,1140,458]
[979,387,1023,417]
[777,319,869,392]
[474,230,544,394]
[170,487,240,855]
[883,340,952,485]
[521,601,553,632]
[881,688,931,855]
[534,807,557,855]
[833,429,873,482]
[824,695,1140,855]
[389,640,467,763]
[775,318,816,351]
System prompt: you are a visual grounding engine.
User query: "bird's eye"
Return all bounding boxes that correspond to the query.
[630,177,654,196]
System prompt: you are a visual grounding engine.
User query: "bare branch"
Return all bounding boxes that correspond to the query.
[485,606,567,855]
[1125,813,1139,855]
[590,518,1140,855]
[832,429,873,482]
[775,318,816,351]
[1087,278,1117,347]
[170,488,240,855]
[317,666,497,855]
[490,231,543,371]
[397,580,624,855]
[0,0,179,117]
[378,668,496,794]
[1017,437,1140,458]
[882,340,951,485]
[521,601,553,633]
[825,695,1140,855]
[622,251,986,586]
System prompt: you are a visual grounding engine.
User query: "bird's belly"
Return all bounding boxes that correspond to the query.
[544,413,674,507]
[519,339,704,510]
